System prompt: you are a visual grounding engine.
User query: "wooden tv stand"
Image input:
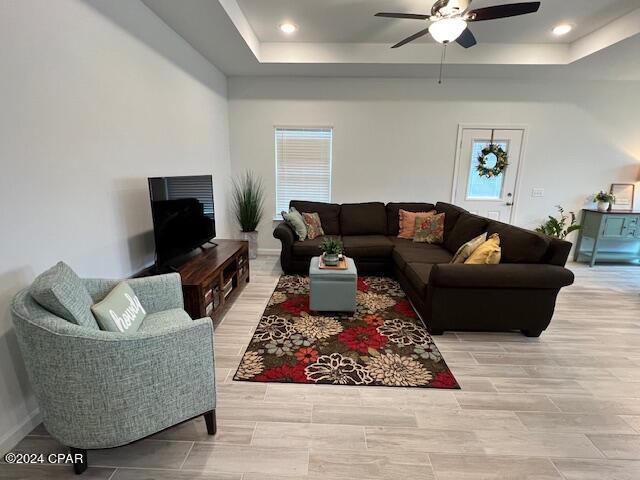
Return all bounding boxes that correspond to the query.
[176,239,249,323]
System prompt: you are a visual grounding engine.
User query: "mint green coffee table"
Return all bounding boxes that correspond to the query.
[309,256,357,312]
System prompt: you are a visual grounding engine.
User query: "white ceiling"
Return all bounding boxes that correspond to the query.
[236,0,640,44]
[142,0,640,79]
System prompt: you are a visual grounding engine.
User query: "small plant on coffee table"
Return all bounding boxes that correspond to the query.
[319,237,343,266]
[319,237,343,255]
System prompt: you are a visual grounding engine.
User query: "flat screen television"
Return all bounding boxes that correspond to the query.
[148,175,216,267]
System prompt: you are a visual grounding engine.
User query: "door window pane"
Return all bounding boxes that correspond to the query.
[466,140,508,200]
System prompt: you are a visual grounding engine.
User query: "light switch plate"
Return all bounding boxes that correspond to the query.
[531,188,544,198]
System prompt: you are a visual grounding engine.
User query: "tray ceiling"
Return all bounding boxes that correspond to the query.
[237,0,640,44]
[142,0,640,79]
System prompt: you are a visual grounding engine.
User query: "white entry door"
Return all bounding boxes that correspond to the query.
[453,128,525,223]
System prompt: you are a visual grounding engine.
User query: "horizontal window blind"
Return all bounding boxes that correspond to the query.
[166,176,214,217]
[275,127,332,215]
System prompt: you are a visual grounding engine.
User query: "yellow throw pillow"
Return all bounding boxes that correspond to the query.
[450,232,487,264]
[464,233,501,264]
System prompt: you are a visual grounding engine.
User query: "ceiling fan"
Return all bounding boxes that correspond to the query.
[375,0,541,48]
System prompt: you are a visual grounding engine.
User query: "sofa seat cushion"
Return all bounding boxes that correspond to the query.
[139,308,192,332]
[405,262,435,297]
[292,236,340,257]
[444,213,489,253]
[343,235,394,257]
[390,238,453,270]
[386,202,435,236]
[487,222,550,263]
[290,201,341,235]
[30,261,99,329]
[340,202,388,236]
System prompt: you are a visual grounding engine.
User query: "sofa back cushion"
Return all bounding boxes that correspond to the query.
[386,202,436,236]
[340,202,388,236]
[444,213,489,253]
[290,200,341,235]
[30,261,99,329]
[487,221,550,263]
[541,237,572,266]
[435,202,468,240]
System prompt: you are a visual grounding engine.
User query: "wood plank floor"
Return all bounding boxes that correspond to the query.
[3,256,640,479]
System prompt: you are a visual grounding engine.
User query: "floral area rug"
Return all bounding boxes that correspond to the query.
[234,275,459,389]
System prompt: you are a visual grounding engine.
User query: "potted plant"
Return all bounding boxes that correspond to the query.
[535,205,581,240]
[319,236,343,266]
[231,170,265,259]
[594,191,615,212]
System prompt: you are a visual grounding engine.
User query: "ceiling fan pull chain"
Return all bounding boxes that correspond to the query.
[438,43,447,85]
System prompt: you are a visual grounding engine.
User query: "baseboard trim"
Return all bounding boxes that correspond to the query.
[0,408,41,455]
[257,248,280,255]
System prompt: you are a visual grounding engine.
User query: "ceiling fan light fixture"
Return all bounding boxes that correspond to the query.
[429,17,467,43]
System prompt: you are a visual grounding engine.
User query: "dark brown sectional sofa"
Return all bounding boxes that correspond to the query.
[274,200,575,337]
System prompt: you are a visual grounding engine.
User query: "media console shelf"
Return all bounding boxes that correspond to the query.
[176,239,249,323]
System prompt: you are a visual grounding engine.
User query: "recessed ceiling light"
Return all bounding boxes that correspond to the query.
[552,24,573,36]
[279,23,298,34]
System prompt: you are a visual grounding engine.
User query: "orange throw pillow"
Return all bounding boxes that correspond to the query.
[398,209,435,239]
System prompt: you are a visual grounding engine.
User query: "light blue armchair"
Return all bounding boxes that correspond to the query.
[11,271,216,474]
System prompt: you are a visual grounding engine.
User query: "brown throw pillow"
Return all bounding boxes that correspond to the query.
[398,209,435,239]
[413,213,445,244]
[450,232,487,264]
[301,212,324,240]
[465,233,501,264]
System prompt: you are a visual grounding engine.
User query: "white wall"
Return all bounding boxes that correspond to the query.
[0,0,231,452]
[228,77,640,250]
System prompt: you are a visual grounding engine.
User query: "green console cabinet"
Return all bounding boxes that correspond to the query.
[574,209,640,266]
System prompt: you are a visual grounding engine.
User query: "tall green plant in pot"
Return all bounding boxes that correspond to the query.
[535,205,581,240]
[231,171,265,259]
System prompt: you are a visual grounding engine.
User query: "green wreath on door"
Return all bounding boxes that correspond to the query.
[476,144,508,178]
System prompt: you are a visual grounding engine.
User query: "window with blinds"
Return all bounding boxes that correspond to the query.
[275,127,333,216]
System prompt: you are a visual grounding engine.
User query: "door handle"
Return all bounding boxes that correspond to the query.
[506,192,513,206]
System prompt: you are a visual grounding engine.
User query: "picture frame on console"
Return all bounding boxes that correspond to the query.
[609,183,635,211]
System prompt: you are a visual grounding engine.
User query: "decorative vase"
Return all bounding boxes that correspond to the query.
[322,252,339,266]
[596,201,609,212]
[240,230,258,259]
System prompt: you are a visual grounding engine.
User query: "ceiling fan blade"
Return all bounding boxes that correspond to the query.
[456,27,477,48]
[391,28,430,48]
[467,2,540,22]
[375,12,430,20]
